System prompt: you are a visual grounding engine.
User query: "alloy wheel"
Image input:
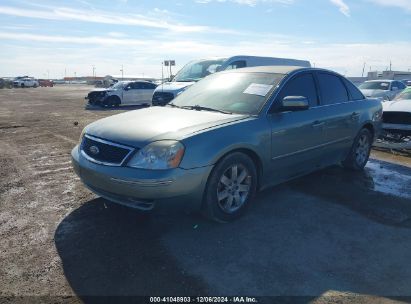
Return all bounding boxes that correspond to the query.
[355,134,370,166]
[217,164,251,214]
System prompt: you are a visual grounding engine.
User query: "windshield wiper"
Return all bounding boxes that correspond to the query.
[181,105,232,114]
[167,103,182,108]
[176,79,198,82]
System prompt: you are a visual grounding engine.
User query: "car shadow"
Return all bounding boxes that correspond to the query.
[286,159,411,228]
[55,159,411,301]
[54,199,208,301]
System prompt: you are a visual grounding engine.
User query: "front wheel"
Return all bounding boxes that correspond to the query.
[342,128,372,170]
[202,152,257,223]
[103,96,120,107]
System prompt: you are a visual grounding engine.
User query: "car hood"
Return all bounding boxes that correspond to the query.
[85,106,248,147]
[89,88,109,93]
[360,89,387,97]
[383,99,411,112]
[154,81,194,93]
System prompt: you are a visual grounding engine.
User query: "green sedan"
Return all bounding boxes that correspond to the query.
[72,66,382,222]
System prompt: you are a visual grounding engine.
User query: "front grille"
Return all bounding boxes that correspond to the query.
[383,112,411,125]
[152,91,175,106]
[81,135,134,165]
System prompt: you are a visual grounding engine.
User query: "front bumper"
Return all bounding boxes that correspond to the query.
[71,146,212,210]
[85,95,107,105]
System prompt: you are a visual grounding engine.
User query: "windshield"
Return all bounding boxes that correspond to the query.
[111,82,126,90]
[359,81,390,90]
[170,72,284,115]
[394,90,411,100]
[173,59,226,82]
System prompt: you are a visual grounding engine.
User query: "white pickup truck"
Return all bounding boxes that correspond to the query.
[152,55,311,106]
[13,77,39,88]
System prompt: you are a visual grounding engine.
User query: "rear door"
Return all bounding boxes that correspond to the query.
[314,72,361,163]
[141,82,157,104]
[122,82,134,104]
[268,72,327,179]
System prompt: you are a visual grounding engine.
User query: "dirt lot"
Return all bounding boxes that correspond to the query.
[1,85,411,303]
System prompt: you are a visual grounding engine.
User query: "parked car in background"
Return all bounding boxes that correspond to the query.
[382,87,411,137]
[86,80,157,107]
[359,80,406,101]
[406,80,411,87]
[72,66,382,222]
[13,77,39,88]
[38,79,54,87]
[152,55,311,106]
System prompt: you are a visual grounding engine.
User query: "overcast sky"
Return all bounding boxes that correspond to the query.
[1,0,411,78]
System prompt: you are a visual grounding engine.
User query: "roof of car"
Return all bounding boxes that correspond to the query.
[365,79,395,82]
[221,66,307,75]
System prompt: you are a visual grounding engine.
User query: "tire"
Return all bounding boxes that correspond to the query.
[342,128,372,171]
[21,84,24,88]
[202,152,257,223]
[103,96,120,108]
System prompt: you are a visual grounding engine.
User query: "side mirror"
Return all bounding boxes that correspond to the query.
[280,96,309,111]
[124,86,130,91]
[391,86,398,91]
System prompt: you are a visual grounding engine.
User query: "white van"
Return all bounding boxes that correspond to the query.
[152,55,311,106]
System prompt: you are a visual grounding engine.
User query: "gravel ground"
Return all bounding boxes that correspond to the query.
[1,85,411,304]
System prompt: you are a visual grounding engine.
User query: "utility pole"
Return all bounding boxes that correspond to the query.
[361,62,366,77]
[92,65,96,79]
[389,60,392,71]
[161,61,164,92]
[120,65,124,80]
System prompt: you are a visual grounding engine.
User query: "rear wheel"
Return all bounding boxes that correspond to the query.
[202,152,257,222]
[342,128,372,170]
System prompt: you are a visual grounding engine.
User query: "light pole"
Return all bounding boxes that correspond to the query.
[120,65,124,80]
[92,65,96,80]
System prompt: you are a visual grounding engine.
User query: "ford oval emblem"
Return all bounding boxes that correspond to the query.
[89,145,100,155]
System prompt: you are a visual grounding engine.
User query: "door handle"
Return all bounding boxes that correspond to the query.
[351,112,360,120]
[312,121,325,128]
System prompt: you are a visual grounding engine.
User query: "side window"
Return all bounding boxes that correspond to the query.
[400,82,407,89]
[142,82,157,89]
[317,73,349,105]
[131,82,144,90]
[276,73,319,107]
[342,78,365,100]
[225,60,247,70]
[391,82,397,90]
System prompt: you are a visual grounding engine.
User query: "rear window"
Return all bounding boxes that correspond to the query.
[317,73,349,105]
[343,78,365,100]
[358,81,390,90]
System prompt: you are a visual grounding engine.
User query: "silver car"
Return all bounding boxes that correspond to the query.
[72,66,382,222]
[359,80,406,101]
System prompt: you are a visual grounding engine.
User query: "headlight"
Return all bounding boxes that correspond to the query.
[127,140,185,170]
[372,109,383,121]
[79,129,85,144]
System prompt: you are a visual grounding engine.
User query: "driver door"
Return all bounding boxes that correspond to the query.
[268,72,327,180]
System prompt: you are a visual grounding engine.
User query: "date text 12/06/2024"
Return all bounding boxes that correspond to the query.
[149,296,258,303]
